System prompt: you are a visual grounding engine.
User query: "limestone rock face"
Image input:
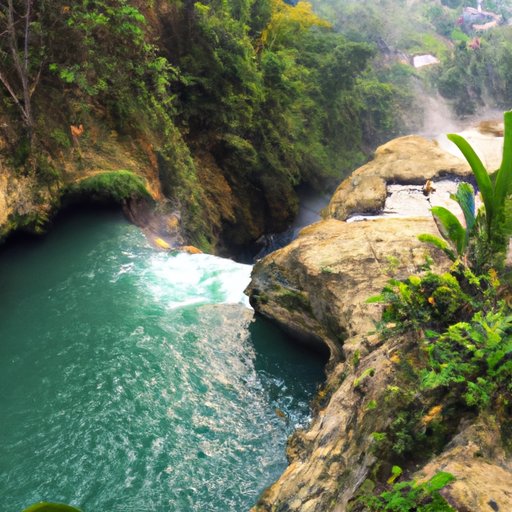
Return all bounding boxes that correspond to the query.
[248,217,445,359]
[0,124,162,240]
[327,135,470,221]
[415,419,512,512]
[252,331,408,512]
[0,167,56,237]
[247,216,449,511]
[246,134,512,511]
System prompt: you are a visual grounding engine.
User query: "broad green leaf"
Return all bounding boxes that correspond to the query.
[417,233,457,261]
[431,206,466,255]
[450,182,476,234]
[22,503,82,512]
[447,133,494,226]
[495,110,512,214]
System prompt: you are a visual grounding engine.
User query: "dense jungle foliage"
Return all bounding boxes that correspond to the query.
[0,0,402,251]
[358,111,512,511]
[434,26,512,116]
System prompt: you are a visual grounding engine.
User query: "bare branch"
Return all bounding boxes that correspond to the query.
[7,0,20,56]
[0,69,28,123]
[29,60,42,98]
[0,70,21,106]
[24,0,31,76]
[0,0,35,130]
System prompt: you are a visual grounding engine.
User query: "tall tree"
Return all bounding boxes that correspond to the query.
[0,0,42,138]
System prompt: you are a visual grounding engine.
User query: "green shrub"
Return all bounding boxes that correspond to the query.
[22,503,82,512]
[36,156,62,185]
[358,471,455,511]
[450,28,469,43]
[422,305,512,410]
[49,129,71,149]
[368,272,472,332]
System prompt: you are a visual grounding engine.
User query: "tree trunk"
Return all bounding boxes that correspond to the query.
[0,0,38,140]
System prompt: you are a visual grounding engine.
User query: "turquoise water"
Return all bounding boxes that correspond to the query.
[0,210,325,512]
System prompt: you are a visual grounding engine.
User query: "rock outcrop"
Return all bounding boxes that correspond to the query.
[0,125,162,240]
[415,418,512,512]
[247,216,452,511]
[249,217,445,359]
[0,168,57,238]
[246,135,512,511]
[326,135,470,221]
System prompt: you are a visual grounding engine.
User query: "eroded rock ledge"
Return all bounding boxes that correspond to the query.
[326,135,470,221]
[248,217,443,360]
[246,135,512,511]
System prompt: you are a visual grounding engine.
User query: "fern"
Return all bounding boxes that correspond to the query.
[422,308,512,410]
[360,472,455,511]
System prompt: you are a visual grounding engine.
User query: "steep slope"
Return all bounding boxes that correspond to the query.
[0,0,401,254]
[246,134,512,511]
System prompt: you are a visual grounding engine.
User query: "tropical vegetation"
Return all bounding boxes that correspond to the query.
[0,0,402,251]
[311,0,512,117]
[362,110,512,509]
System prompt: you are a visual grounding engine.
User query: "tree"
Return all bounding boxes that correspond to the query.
[0,0,42,139]
[260,0,330,50]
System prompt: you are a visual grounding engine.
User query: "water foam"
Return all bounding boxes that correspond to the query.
[0,212,325,512]
[144,252,253,309]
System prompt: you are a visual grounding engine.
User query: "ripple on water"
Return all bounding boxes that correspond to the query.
[0,211,324,512]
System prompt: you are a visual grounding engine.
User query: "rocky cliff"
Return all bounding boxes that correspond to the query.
[246,134,512,512]
[0,126,162,239]
[0,121,296,254]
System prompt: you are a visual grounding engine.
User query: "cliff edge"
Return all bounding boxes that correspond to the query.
[246,135,512,512]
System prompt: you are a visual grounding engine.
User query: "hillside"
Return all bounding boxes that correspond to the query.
[311,0,512,117]
[0,0,406,256]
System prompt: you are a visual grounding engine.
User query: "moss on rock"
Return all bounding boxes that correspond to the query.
[66,170,151,204]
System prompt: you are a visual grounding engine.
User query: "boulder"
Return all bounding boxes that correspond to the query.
[415,419,512,512]
[326,135,470,221]
[247,217,447,360]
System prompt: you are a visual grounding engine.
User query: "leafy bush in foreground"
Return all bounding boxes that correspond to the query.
[355,471,455,511]
[422,304,512,410]
[22,503,82,512]
[421,110,512,273]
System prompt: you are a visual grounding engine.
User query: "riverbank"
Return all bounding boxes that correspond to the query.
[247,127,512,511]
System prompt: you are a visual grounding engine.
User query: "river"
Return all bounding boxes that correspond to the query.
[0,208,325,512]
